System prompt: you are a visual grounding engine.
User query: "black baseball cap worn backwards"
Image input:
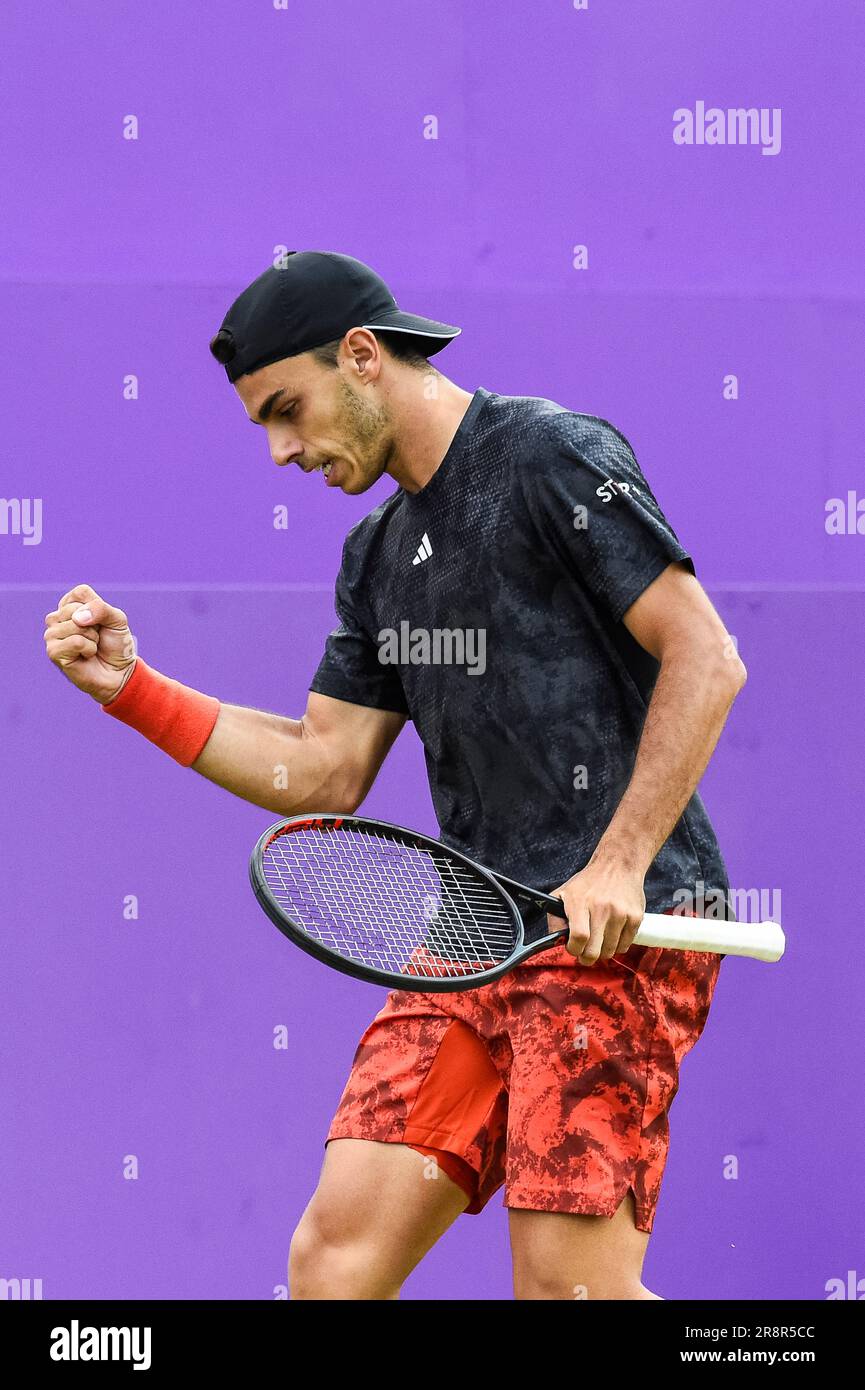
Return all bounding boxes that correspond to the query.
[209,251,461,383]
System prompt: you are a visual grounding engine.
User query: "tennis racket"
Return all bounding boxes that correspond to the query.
[248,814,785,991]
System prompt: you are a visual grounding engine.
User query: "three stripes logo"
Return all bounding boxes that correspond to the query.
[412,532,433,566]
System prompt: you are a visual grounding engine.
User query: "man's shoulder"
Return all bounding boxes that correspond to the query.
[484,392,635,462]
[490,398,643,516]
[479,389,567,438]
[537,405,638,462]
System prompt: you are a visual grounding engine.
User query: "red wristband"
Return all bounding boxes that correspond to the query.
[101,658,221,766]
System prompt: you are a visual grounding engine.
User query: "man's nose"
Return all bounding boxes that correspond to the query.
[270,438,304,468]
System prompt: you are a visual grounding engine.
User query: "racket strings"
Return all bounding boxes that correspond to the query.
[261,824,518,979]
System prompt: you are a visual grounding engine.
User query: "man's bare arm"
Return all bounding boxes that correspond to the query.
[591,560,747,874]
[551,561,747,962]
[191,691,406,815]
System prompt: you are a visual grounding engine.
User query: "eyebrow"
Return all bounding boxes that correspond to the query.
[248,388,293,424]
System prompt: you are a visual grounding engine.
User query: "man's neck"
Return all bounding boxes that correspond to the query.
[384,375,476,493]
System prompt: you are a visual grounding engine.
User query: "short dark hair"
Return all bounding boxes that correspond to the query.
[310,332,432,373]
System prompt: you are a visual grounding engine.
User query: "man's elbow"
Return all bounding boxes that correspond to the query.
[721,650,748,697]
[661,632,748,696]
[665,637,747,701]
[698,626,748,698]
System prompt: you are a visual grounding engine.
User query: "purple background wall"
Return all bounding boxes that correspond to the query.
[2,1,862,1300]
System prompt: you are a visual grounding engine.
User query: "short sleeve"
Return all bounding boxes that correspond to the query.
[309,561,410,715]
[519,413,695,622]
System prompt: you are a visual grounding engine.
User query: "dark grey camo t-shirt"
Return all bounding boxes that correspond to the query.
[310,386,732,941]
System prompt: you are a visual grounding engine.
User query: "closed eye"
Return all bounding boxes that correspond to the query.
[280,404,297,419]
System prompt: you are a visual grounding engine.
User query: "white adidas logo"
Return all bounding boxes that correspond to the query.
[412,532,432,566]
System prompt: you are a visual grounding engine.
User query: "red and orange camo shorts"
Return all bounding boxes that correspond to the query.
[325,910,724,1234]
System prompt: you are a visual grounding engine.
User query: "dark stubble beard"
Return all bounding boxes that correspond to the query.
[336,375,392,489]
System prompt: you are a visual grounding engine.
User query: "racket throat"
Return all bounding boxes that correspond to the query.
[492,872,568,920]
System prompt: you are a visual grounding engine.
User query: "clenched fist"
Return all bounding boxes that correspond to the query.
[44,584,138,704]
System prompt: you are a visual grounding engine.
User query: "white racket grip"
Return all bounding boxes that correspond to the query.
[634,913,786,963]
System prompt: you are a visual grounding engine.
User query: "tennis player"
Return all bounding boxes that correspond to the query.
[44,252,747,1300]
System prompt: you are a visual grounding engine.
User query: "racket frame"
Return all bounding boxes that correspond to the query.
[248,812,569,990]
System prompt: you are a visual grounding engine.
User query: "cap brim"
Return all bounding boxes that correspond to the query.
[361,309,461,355]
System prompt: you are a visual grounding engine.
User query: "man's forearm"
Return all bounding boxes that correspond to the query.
[590,643,746,875]
[191,703,352,815]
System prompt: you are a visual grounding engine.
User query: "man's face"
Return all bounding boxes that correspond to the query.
[234,349,393,495]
